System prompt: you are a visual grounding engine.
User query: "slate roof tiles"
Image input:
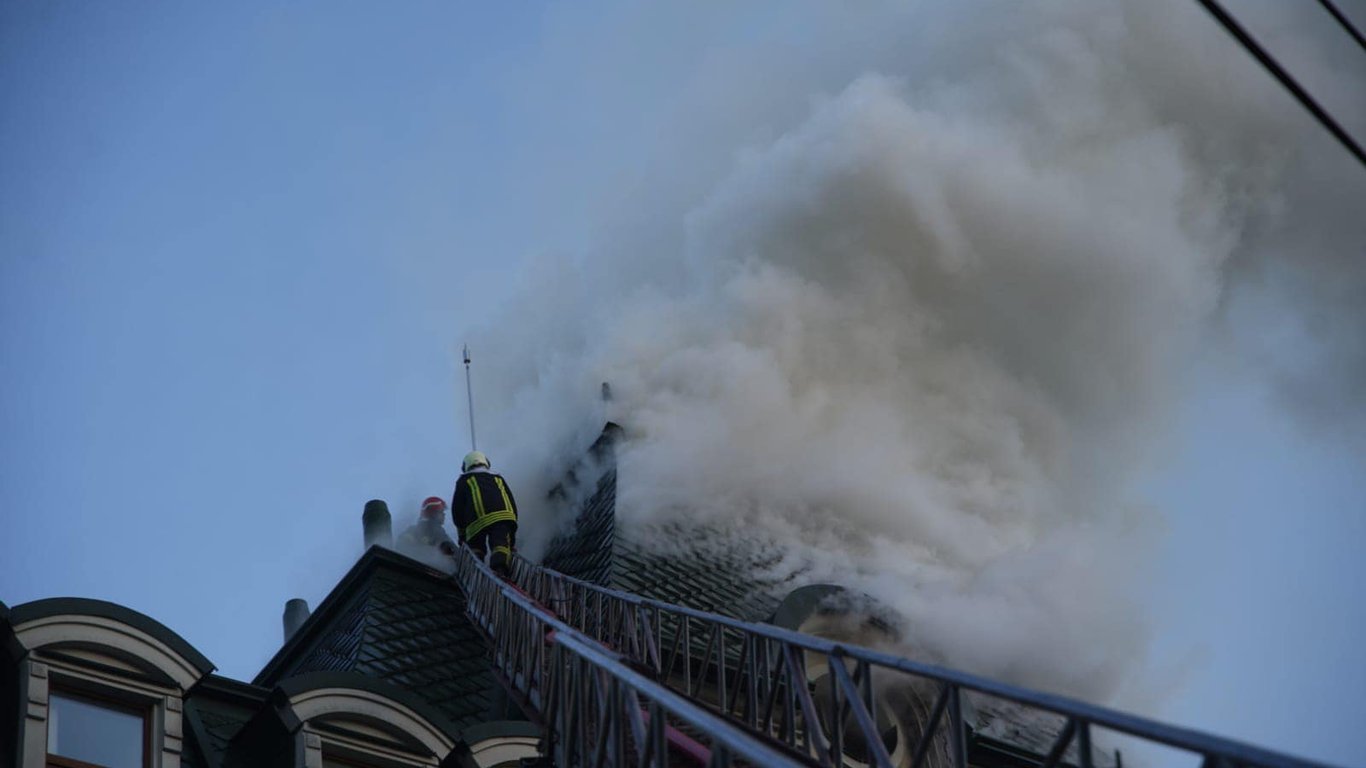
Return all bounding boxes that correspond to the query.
[255,549,501,732]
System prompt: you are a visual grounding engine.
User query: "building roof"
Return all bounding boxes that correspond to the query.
[1,549,505,768]
[253,545,506,734]
[182,675,271,768]
[541,424,791,623]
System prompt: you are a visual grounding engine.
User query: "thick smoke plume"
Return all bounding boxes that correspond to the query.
[473,0,1365,707]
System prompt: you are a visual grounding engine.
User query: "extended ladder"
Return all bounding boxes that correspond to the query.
[456,545,806,767]
[453,546,1332,768]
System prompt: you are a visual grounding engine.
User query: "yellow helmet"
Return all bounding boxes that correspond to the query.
[462,451,490,472]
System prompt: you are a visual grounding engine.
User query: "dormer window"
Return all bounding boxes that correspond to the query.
[46,691,148,768]
[6,599,213,768]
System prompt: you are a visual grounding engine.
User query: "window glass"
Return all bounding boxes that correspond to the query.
[47,693,145,768]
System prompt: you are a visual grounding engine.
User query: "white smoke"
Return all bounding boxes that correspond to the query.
[472,0,1365,706]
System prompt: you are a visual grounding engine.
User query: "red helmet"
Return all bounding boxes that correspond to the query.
[421,496,446,519]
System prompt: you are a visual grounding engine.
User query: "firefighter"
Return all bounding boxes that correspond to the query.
[396,496,458,556]
[451,451,519,577]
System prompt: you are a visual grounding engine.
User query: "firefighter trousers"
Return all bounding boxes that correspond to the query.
[468,521,516,578]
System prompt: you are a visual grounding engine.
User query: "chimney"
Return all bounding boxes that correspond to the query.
[362,499,392,549]
[282,598,310,643]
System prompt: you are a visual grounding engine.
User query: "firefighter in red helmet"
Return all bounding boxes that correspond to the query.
[397,496,457,556]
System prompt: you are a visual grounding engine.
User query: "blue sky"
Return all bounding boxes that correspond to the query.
[1,0,546,688]
[3,3,1363,766]
[1141,359,1366,764]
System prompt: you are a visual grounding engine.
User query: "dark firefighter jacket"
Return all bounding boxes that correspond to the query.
[451,470,519,544]
[396,518,455,551]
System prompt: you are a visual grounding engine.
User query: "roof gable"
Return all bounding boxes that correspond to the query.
[253,547,503,731]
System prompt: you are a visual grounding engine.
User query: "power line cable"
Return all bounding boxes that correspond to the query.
[1195,0,1366,166]
[1315,0,1366,53]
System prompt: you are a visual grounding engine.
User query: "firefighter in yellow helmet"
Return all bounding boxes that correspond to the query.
[451,451,519,577]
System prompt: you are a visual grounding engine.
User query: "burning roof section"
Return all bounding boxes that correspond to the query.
[539,423,1115,768]
[541,423,793,623]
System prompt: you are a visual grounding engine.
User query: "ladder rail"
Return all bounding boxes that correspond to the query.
[454,545,813,767]
[511,555,1338,768]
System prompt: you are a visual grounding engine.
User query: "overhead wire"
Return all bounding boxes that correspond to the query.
[1314,0,1366,53]
[1194,0,1366,167]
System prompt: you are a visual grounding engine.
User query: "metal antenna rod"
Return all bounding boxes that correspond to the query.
[463,344,478,451]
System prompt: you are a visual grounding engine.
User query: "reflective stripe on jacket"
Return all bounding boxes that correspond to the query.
[452,471,519,542]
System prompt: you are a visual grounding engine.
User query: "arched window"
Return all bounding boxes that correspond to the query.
[274,677,542,767]
[9,598,215,768]
[460,721,540,768]
[275,673,460,768]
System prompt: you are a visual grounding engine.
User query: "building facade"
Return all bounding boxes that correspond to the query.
[2,543,539,768]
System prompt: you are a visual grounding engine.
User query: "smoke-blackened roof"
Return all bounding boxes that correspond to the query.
[544,474,788,621]
[542,424,791,622]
